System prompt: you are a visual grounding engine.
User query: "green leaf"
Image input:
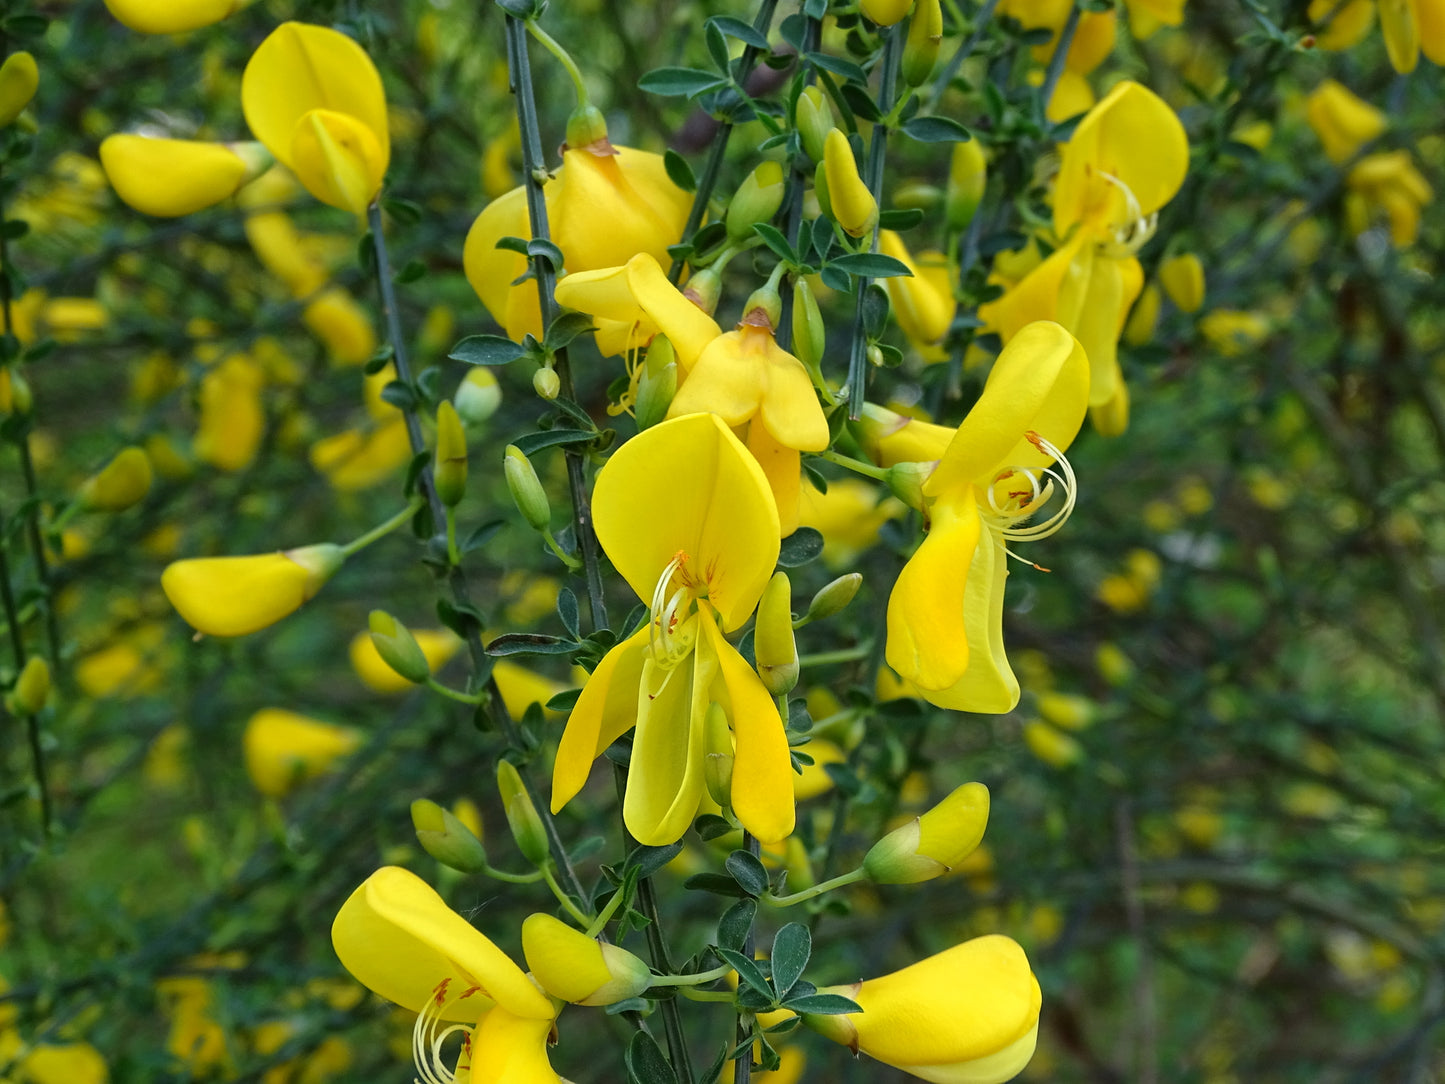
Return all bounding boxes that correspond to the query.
[383,197,423,224]
[626,1032,678,1084]
[784,992,861,1015]
[705,21,731,71]
[527,237,565,271]
[804,51,866,83]
[878,208,925,231]
[1,219,28,240]
[752,223,798,264]
[380,380,417,411]
[694,813,734,841]
[769,924,811,998]
[717,949,772,998]
[397,258,427,284]
[625,842,685,880]
[557,587,580,639]
[437,598,485,639]
[543,311,597,352]
[717,899,757,953]
[777,527,824,568]
[829,253,914,280]
[683,872,750,897]
[639,67,730,97]
[901,116,973,143]
[710,14,770,49]
[449,335,528,366]
[510,427,596,458]
[3,14,47,35]
[725,849,770,896]
[664,150,697,193]
[484,633,578,658]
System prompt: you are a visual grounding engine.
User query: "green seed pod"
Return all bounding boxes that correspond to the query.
[504,445,552,532]
[804,573,863,623]
[368,610,431,684]
[791,277,827,374]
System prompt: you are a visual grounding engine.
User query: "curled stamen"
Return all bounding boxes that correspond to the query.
[1095,170,1157,257]
[981,432,1078,571]
[412,979,485,1084]
[650,552,699,664]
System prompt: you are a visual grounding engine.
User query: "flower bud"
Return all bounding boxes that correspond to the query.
[1095,642,1134,686]
[1159,252,1205,313]
[411,797,489,873]
[244,708,362,798]
[1036,691,1095,731]
[823,130,878,239]
[455,368,502,428]
[565,103,609,149]
[795,86,836,164]
[635,336,677,431]
[791,276,827,375]
[504,445,551,532]
[368,610,431,685]
[433,400,468,507]
[861,0,912,27]
[683,267,722,316]
[533,365,561,400]
[726,161,786,240]
[703,702,734,809]
[101,136,271,218]
[945,140,987,231]
[496,759,549,867]
[902,0,942,86]
[162,543,345,637]
[743,282,782,332]
[7,656,50,716]
[522,912,653,1006]
[755,572,798,696]
[0,52,38,128]
[804,573,862,623]
[863,781,989,884]
[77,446,152,512]
[813,160,833,222]
[103,0,252,33]
[1023,720,1082,767]
[2,369,32,416]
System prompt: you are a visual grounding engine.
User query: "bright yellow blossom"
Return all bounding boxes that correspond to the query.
[162,544,344,637]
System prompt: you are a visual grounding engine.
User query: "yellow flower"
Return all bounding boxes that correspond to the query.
[100,136,270,217]
[102,0,250,33]
[822,129,878,237]
[310,419,412,492]
[465,146,690,342]
[193,353,265,472]
[331,866,563,1084]
[1347,149,1433,247]
[863,781,990,883]
[1309,0,1376,49]
[76,446,152,512]
[798,477,905,570]
[1304,79,1386,165]
[0,51,38,127]
[241,23,390,214]
[980,81,1188,413]
[162,543,344,637]
[802,935,1042,1084]
[1158,251,1205,313]
[14,1043,110,1084]
[1377,0,1445,72]
[879,230,955,356]
[243,708,362,798]
[520,913,652,1006]
[1122,0,1186,38]
[551,413,794,845]
[883,322,1089,713]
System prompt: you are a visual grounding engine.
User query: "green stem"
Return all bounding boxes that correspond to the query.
[926,0,998,109]
[679,988,735,1003]
[504,14,609,635]
[544,864,594,927]
[482,861,547,885]
[340,500,424,558]
[542,528,584,571]
[426,677,485,705]
[585,882,628,938]
[649,963,735,988]
[817,448,889,482]
[445,507,460,566]
[735,831,763,1084]
[525,20,590,107]
[796,644,872,666]
[762,867,866,907]
[0,532,47,834]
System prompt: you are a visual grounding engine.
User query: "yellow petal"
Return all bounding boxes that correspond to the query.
[1308,0,1375,49]
[747,424,802,538]
[1070,248,1125,407]
[0,51,39,128]
[1379,0,1421,72]
[521,913,613,1003]
[465,1006,565,1083]
[886,492,980,692]
[625,618,714,845]
[162,545,341,637]
[854,403,954,466]
[103,0,242,33]
[626,253,722,373]
[847,935,1041,1068]
[551,627,649,813]
[1420,0,1445,64]
[1158,252,1205,313]
[550,146,692,273]
[463,185,539,340]
[1304,79,1387,166]
[702,614,794,844]
[101,136,253,218]
[241,22,389,176]
[880,231,955,347]
[1053,80,1188,238]
[243,708,361,797]
[669,329,765,427]
[289,108,386,214]
[927,321,1089,494]
[303,287,377,366]
[331,866,554,1021]
[193,354,265,472]
[593,413,779,632]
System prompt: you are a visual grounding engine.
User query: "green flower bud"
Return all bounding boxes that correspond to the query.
[886,460,933,511]
[78,446,153,512]
[902,0,942,87]
[411,797,489,873]
[683,267,722,316]
[945,140,987,231]
[703,701,734,809]
[795,85,836,164]
[504,445,551,532]
[7,656,49,716]
[863,782,989,884]
[3,370,32,416]
[791,277,827,375]
[533,366,561,400]
[434,400,468,508]
[1037,691,1096,731]
[635,336,677,431]
[455,368,502,428]
[743,282,782,332]
[564,103,609,149]
[754,571,799,695]
[496,759,550,867]
[804,573,862,623]
[368,610,431,684]
[726,160,786,240]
